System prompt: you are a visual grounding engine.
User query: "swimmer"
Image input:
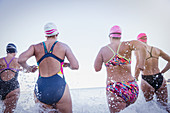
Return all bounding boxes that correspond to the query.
[135,33,170,112]
[18,23,79,113]
[0,43,21,113]
[94,25,147,113]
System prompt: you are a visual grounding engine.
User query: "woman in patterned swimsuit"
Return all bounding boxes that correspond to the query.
[94,25,147,113]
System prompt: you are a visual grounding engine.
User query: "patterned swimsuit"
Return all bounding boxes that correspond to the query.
[105,42,139,105]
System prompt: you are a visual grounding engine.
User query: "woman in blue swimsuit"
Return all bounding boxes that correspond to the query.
[18,23,79,113]
[0,43,21,113]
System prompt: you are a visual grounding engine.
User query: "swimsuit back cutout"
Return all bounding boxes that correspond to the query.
[0,57,19,73]
[37,41,64,77]
[105,42,131,67]
[146,47,158,60]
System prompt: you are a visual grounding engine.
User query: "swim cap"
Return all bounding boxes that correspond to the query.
[6,43,17,53]
[137,33,147,43]
[44,23,59,36]
[109,25,121,38]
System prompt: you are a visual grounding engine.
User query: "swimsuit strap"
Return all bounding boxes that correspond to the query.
[37,41,64,66]
[148,46,153,57]
[116,42,122,54]
[43,41,58,54]
[3,57,15,68]
[49,41,58,53]
[107,45,115,55]
[146,46,158,60]
[0,57,19,72]
[43,42,48,54]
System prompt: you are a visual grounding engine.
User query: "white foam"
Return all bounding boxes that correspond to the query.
[0,73,169,113]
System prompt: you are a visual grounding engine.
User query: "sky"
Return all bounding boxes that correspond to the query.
[0,0,170,89]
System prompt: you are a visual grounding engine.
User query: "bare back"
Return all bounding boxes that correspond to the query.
[142,46,160,75]
[95,39,146,84]
[0,57,20,81]
[101,41,134,83]
[34,41,67,77]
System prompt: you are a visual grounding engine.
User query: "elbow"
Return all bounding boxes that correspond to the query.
[18,56,25,65]
[95,69,100,72]
[94,66,101,72]
[71,62,79,70]
[73,65,79,70]
[18,58,23,65]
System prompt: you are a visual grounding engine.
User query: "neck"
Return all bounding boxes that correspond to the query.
[47,37,57,41]
[7,53,15,58]
[110,38,121,44]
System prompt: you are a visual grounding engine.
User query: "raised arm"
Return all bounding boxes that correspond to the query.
[159,49,170,74]
[18,45,38,73]
[65,45,79,70]
[94,48,103,72]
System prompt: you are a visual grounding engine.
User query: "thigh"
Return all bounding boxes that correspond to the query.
[34,93,59,113]
[155,79,168,104]
[34,84,72,113]
[3,88,20,112]
[55,84,72,113]
[106,91,126,113]
[141,79,155,101]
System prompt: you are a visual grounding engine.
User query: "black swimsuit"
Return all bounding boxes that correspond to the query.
[142,73,163,91]
[0,70,19,100]
[142,47,162,91]
[0,57,19,100]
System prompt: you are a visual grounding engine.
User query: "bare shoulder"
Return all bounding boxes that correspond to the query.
[33,42,43,48]
[0,57,4,63]
[58,41,68,47]
[152,46,161,55]
[57,41,71,52]
[98,45,109,56]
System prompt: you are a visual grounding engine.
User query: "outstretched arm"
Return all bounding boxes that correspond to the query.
[18,45,38,73]
[159,49,170,74]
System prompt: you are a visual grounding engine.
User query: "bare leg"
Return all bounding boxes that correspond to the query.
[55,84,72,113]
[106,91,126,113]
[34,84,72,113]
[3,88,20,113]
[155,79,169,112]
[141,79,155,102]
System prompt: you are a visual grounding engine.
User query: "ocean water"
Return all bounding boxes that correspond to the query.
[0,73,170,113]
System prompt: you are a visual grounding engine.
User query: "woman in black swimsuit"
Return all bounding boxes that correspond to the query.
[0,43,21,113]
[135,33,170,112]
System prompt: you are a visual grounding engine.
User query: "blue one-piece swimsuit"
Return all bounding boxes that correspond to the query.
[34,41,66,105]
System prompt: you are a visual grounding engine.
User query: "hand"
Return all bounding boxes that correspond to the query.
[135,77,138,81]
[30,65,38,73]
[25,65,38,73]
[63,63,70,68]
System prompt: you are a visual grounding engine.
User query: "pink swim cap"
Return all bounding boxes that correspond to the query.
[109,25,121,38]
[137,33,147,43]
[44,23,59,36]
